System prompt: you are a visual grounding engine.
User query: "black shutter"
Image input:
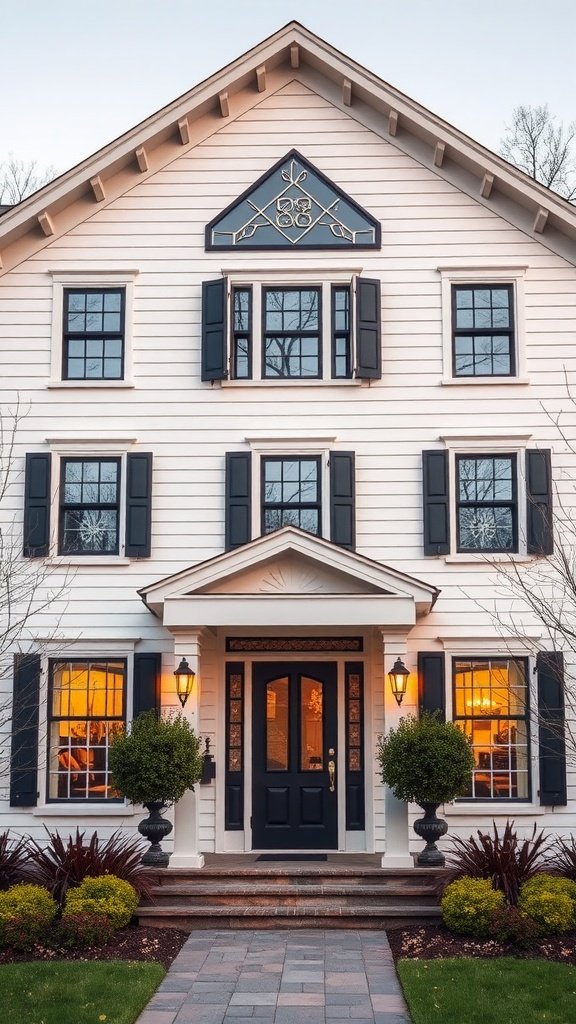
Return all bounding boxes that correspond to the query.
[355,278,381,379]
[225,452,251,551]
[330,451,355,549]
[10,654,40,806]
[537,651,566,806]
[133,653,162,719]
[526,449,553,555]
[125,453,153,558]
[23,453,51,557]
[201,278,227,381]
[422,450,450,556]
[418,652,446,720]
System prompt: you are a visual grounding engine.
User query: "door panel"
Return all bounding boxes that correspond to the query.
[252,662,338,849]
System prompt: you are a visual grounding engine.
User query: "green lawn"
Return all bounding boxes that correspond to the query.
[398,958,576,1024]
[0,960,165,1024]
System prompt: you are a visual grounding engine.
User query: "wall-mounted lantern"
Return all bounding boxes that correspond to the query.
[388,657,410,706]
[174,657,195,707]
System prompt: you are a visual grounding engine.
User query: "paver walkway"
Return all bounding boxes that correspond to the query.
[137,929,410,1024]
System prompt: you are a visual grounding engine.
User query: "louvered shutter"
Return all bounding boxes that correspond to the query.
[355,277,381,379]
[537,651,567,806]
[23,453,51,557]
[225,452,251,550]
[125,453,153,557]
[418,652,446,720]
[133,653,162,719]
[201,278,227,381]
[10,654,41,806]
[526,449,553,555]
[330,452,355,549]
[422,450,450,555]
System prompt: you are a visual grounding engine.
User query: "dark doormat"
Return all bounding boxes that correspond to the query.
[256,854,328,862]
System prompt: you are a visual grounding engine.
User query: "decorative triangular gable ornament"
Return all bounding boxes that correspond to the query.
[205,149,380,250]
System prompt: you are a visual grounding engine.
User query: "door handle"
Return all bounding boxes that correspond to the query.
[328,757,336,793]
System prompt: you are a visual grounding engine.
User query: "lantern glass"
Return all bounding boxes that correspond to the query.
[174,658,195,707]
[388,658,409,705]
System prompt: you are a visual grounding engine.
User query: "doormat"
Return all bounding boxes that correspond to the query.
[256,854,328,862]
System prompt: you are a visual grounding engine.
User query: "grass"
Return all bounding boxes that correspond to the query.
[397,958,576,1024]
[0,960,165,1024]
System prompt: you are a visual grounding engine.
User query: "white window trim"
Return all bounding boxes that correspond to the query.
[246,434,338,542]
[438,641,539,812]
[220,266,365,386]
[440,431,533,562]
[44,435,138,564]
[48,270,139,388]
[437,265,528,385]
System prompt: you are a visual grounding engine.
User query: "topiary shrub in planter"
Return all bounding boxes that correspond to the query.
[442,876,505,937]
[377,713,474,865]
[109,710,204,866]
[64,875,138,930]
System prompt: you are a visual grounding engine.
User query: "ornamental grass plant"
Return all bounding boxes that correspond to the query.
[446,821,550,905]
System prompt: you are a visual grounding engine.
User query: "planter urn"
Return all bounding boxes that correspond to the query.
[138,801,173,866]
[413,802,448,866]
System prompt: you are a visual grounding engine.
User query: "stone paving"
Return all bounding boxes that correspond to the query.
[136,929,411,1024]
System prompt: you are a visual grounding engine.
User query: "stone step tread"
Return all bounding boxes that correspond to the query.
[137,903,442,918]
[150,866,442,878]
[146,883,440,897]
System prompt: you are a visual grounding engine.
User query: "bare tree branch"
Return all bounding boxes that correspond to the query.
[500,105,576,203]
[0,155,57,205]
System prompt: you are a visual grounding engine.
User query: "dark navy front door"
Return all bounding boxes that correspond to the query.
[252,662,338,849]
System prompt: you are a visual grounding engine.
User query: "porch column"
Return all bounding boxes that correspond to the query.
[170,631,205,869]
[379,633,415,869]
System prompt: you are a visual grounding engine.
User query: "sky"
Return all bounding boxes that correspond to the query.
[1,0,575,176]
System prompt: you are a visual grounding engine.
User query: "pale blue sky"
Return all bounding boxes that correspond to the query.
[2,0,575,175]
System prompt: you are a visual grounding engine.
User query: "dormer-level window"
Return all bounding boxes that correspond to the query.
[63,288,125,380]
[452,285,514,377]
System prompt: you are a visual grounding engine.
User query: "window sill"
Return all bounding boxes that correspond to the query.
[220,378,367,388]
[444,553,534,564]
[443,802,540,816]
[441,377,530,387]
[45,556,132,566]
[32,804,138,817]
[47,380,135,389]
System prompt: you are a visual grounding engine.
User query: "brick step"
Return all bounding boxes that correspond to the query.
[149,866,444,886]
[135,902,442,931]
[144,883,440,907]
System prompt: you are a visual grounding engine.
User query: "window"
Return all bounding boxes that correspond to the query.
[202,275,380,383]
[452,285,514,377]
[59,458,121,555]
[453,657,530,800]
[63,288,124,380]
[261,456,321,535]
[456,454,517,552]
[48,659,125,801]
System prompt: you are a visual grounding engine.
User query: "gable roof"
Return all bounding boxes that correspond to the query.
[1,20,576,272]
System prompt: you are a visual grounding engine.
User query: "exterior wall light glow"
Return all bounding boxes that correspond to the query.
[388,657,410,705]
[174,657,195,707]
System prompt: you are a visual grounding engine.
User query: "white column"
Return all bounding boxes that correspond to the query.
[379,632,415,869]
[170,631,205,869]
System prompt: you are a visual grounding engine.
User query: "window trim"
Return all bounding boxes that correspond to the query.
[48,270,138,388]
[438,266,528,385]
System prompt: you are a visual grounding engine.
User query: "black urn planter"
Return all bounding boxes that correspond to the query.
[413,802,448,866]
[138,801,173,866]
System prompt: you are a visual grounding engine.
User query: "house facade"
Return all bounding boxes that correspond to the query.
[1,23,575,866]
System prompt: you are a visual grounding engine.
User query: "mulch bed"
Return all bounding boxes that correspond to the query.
[0,924,189,971]
[387,923,576,966]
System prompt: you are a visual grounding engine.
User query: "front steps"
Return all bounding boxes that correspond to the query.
[136,857,445,930]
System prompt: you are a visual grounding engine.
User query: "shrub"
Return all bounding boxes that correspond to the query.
[109,710,204,806]
[30,828,154,906]
[377,713,474,806]
[0,832,34,890]
[64,874,138,930]
[487,905,541,948]
[518,888,574,934]
[0,883,58,950]
[50,911,115,949]
[446,820,550,905]
[441,876,505,937]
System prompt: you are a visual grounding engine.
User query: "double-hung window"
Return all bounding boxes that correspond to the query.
[453,657,530,800]
[456,454,517,552]
[452,285,514,377]
[59,458,121,555]
[261,456,321,535]
[48,658,125,801]
[63,288,125,380]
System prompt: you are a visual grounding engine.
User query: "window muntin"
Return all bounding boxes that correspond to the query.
[453,657,530,800]
[263,288,321,378]
[456,454,517,552]
[452,285,514,377]
[262,456,321,536]
[63,289,125,380]
[232,287,252,379]
[59,458,121,555]
[332,286,351,379]
[48,659,125,801]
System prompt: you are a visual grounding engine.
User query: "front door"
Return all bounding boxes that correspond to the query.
[252,662,338,849]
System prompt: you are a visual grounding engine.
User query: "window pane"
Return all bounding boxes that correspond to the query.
[62,509,118,553]
[266,677,289,771]
[458,506,514,550]
[301,677,324,771]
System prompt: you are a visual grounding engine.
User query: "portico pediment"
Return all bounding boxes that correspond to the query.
[139,527,439,627]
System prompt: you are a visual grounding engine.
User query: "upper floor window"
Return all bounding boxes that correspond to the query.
[452,285,514,377]
[202,275,380,383]
[456,454,517,552]
[63,288,125,380]
[59,458,121,555]
[262,456,321,535]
